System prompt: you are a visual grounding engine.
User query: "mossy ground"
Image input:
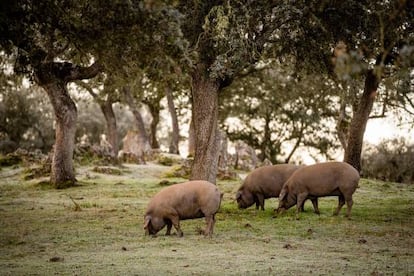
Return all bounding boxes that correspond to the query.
[0,163,413,275]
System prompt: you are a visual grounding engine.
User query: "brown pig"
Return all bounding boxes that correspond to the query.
[144,180,221,237]
[236,164,302,210]
[277,161,359,219]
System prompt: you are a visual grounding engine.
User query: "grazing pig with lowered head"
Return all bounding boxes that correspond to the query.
[236,164,302,211]
[277,162,359,219]
[144,180,221,237]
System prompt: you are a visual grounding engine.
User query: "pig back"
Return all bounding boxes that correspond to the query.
[244,164,300,197]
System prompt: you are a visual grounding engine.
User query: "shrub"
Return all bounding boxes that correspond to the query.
[361,138,414,184]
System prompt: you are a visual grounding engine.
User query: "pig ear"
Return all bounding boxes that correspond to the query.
[279,188,287,201]
[236,191,242,201]
[143,215,151,230]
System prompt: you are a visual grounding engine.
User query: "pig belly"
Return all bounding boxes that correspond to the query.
[178,209,205,220]
[307,187,342,197]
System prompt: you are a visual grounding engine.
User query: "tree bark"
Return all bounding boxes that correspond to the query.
[35,62,101,188]
[344,70,380,172]
[122,86,152,155]
[190,64,220,184]
[42,81,77,188]
[146,101,160,149]
[165,86,180,154]
[99,99,119,158]
[79,82,119,160]
[336,100,348,151]
[188,118,195,157]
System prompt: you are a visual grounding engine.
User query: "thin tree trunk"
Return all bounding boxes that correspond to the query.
[261,112,271,162]
[336,100,348,151]
[100,99,119,158]
[285,136,302,164]
[123,86,152,155]
[146,102,160,149]
[217,130,229,170]
[166,86,180,154]
[188,118,195,157]
[190,64,220,184]
[344,70,380,172]
[76,81,119,160]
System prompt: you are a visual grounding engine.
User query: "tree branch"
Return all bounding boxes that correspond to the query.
[64,62,102,83]
[75,80,99,99]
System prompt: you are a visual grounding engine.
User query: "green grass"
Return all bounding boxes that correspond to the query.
[0,164,413,275]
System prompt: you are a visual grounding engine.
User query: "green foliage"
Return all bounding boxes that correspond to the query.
[221,61,340,163]
[0,86,53,151]
[178,1,282,81]
[362,138,414,184]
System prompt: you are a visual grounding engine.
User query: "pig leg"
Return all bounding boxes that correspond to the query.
[345,197,353,218]
[165,220,172,235]
[257,194,265,211]
[167,214,183,237]
[204,214,216,237]
[311,198,320,215]
[299,201,305,212]
[255,200,260,210]
[334,194,345,216]
[296,193,307,220]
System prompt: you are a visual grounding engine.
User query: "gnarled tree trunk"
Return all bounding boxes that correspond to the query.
[43,82,77,187]
[190,64,220,184]
[344,70,380,173]
[35,62,101,188]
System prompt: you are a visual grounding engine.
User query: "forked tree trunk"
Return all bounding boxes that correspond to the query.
[100,99,119,158]
[344,70,380,173]
[190,64,221,184]
[166,86,180,154]
[43,82,77,188]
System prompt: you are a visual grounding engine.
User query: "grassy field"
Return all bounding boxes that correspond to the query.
[0,162,413,275]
